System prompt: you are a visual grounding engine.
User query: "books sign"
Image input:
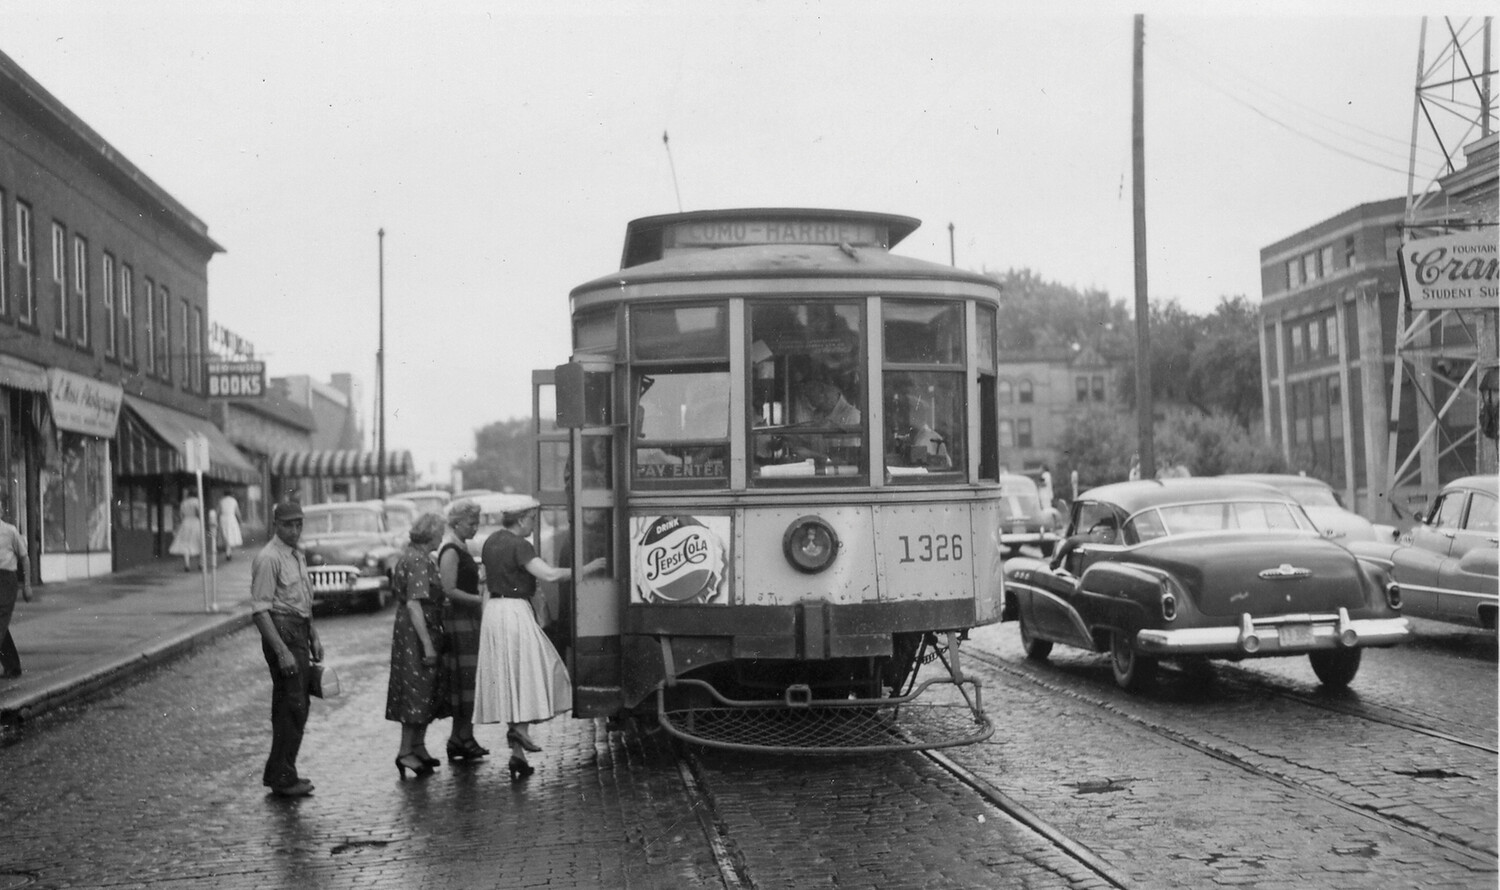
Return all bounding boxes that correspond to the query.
[1402,231,1498,311]
[207,360,266,398]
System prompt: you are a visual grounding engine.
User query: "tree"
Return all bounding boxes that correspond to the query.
[983,268,1133,354]
[452,418,532,492]
[1055,406,1291,492]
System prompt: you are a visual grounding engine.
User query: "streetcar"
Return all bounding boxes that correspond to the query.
[530,208,1007,753]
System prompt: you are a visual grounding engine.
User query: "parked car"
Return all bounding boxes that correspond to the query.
[382,499,418,544]
[1003,478,1410,691]
[300,501,402,610]
[998,472,1061,557]
[389,488,451,517]
[1349,475,1498,629]
[1223,473,1379,544]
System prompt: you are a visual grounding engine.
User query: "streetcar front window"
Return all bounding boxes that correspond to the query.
[748,302,865,484]
[883,301,965,481]
[630,304,730,488]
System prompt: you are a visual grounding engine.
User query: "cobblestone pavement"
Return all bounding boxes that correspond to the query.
[0,608,1103,890]
[951,620,1498,889]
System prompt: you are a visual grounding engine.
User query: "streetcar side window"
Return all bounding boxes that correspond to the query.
[748,301,866,484]
[976,304,998,482]
[629,304,729,489]
[883,301,965,482]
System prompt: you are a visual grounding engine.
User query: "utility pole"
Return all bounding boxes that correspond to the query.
[377,228,386,500]
[1132,14,1156,479]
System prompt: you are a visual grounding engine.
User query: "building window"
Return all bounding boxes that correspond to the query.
[102,252,116,359]
[998,419,1014,448]
[1308,319,1322,358]
[1324,316,1338,359]
[1344,236,1356,269]
[1320,245,1334,277]
[143,278,156,375]
[50,222,66,338]
[179,298,190,389]
[1290,326,1304,364]
[1018,379,1033,404]
[998,380,1013,404]
[190,304,203,392]
[1303,252,1319,283]
[1017,418,1033,448]
[72,235,89,347]
[157,286,171,383]
[0,189,6,317]
[14,202,34,325]
[1075,376,1089,402]
[1091,375,1105,402]
[1287,259,1302,289]
[120,264,134,365]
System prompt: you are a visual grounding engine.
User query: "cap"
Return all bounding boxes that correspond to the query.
[273,501,304,523]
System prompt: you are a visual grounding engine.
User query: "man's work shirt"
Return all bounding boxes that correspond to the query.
[0,521,26,574]
[251,536,313,619]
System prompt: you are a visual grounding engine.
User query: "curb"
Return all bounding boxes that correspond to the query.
[0,607,256,727]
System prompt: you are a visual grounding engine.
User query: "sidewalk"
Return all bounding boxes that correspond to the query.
[0,550,256,726]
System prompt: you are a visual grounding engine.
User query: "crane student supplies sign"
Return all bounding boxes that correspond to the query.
[1401,231,1498,311]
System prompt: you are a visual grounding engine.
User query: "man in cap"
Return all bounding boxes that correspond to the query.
[251,500,323,798]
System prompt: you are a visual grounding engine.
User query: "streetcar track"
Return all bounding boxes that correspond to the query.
[671,732,1133,890]
[964,642,1498,866]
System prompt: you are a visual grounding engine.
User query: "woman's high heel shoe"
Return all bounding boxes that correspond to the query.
[507,728,542,753]
[508,756,535,781]
[414,750,440,768]
[395,753,435,779]
[446,738,489,762]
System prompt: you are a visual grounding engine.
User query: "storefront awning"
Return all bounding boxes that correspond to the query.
[122,396,259,485]
[0,353,49,392]
[268,449,413,478]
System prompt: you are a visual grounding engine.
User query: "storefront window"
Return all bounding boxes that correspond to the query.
[43,430,110,553]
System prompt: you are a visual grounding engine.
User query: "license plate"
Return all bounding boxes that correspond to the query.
[1277,624,1315,648]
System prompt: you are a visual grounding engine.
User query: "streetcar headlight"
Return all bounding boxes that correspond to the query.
[782,516,839,574]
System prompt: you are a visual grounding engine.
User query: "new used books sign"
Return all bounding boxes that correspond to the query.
[1401,231,1498,311]
[207,360,266,398]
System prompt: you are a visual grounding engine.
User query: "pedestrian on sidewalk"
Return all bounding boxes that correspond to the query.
[0,513,31,679]
[168,493,203,572]
[387,512,449,779]
[251,501,322,799]
[218,490,243,562]
[438,499,488,762]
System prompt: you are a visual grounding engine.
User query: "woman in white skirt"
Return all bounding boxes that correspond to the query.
[473,498,603,780]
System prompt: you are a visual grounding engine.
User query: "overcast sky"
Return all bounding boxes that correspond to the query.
[1,1,1485,482]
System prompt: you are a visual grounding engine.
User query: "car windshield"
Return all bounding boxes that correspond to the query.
[305,510,382,535]
[1129,500,1310,541]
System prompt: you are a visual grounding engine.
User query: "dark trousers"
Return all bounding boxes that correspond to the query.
[260,613,312,788]
[0,570,20,676]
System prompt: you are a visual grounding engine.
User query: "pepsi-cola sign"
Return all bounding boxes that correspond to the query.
[631,514,730,605]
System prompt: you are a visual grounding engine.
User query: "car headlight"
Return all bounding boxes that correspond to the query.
[783,516,838,574]
[364,554,380,569]
[306,552,325,567]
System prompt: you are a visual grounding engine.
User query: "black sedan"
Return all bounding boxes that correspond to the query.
[1003,478,1411,691]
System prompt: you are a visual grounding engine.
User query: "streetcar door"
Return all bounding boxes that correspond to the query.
[539,362,622,718]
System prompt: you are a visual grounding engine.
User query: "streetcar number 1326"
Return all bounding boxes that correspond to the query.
[896,534,964,563]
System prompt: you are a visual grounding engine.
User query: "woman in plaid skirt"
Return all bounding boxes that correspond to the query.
[438,499,488,761]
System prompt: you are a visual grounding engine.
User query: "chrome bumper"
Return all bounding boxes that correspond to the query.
[1134,608,1412,657]
[307,566,388,597]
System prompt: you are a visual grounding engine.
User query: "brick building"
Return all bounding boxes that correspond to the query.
[0,49,259,579]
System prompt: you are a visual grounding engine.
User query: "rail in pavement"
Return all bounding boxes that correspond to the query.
[0,551,256,727]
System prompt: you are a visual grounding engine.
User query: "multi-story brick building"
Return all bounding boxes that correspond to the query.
[0,48,259,578]
[995,343,1123,494]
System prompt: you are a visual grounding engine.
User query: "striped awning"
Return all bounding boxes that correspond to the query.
[121,396,260,485]
[268,449,413,478]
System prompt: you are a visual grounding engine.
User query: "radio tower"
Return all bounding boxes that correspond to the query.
[1382,16,1497,516]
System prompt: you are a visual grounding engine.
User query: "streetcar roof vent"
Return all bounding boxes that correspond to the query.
[619,208,921,268]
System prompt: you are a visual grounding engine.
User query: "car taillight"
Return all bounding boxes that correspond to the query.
[1159,581,1177,622]
[1385,581,1402,610]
